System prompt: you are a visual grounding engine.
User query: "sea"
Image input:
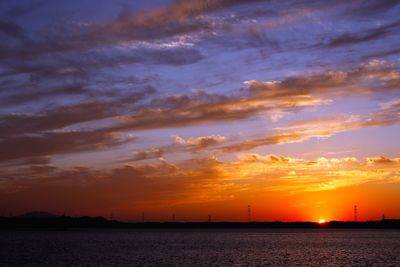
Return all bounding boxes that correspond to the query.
[1,229,399,266]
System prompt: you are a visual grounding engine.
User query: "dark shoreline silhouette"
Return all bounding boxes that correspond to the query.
[1,212,400,230]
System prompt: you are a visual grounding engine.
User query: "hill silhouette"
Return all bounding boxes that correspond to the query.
[16,211,59,219]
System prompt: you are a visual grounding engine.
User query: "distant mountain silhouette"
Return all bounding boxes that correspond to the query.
[16,211,59,219]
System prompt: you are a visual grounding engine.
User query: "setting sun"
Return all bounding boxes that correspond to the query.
[318,219,327,224]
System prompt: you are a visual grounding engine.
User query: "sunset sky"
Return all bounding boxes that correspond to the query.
[1,0,399,222]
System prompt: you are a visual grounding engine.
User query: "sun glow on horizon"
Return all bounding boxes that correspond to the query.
[318,219,327,224]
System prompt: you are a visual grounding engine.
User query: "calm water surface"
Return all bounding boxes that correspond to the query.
[1,229,400,266]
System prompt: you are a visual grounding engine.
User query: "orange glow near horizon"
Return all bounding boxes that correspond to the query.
[1,159,400,222]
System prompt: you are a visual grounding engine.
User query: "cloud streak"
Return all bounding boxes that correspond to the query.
[0,131,132,162]
[1,154,399,217]
[220,97,400,152]
[326,20,400,47]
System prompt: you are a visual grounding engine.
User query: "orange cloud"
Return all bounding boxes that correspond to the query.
[367,156,400,165]
[1,153,399,220]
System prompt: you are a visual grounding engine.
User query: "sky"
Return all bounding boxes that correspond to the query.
[0,0,399,222]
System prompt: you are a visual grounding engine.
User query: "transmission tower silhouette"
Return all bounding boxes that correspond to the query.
[247,205,252,222]
[354,205,358,222]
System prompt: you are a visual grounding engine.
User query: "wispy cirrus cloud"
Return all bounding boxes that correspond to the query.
[0,0,264,60]
[245,59,400,98]
[118,95,399,161]
[1,60,399,163]
[220,96,400,152]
